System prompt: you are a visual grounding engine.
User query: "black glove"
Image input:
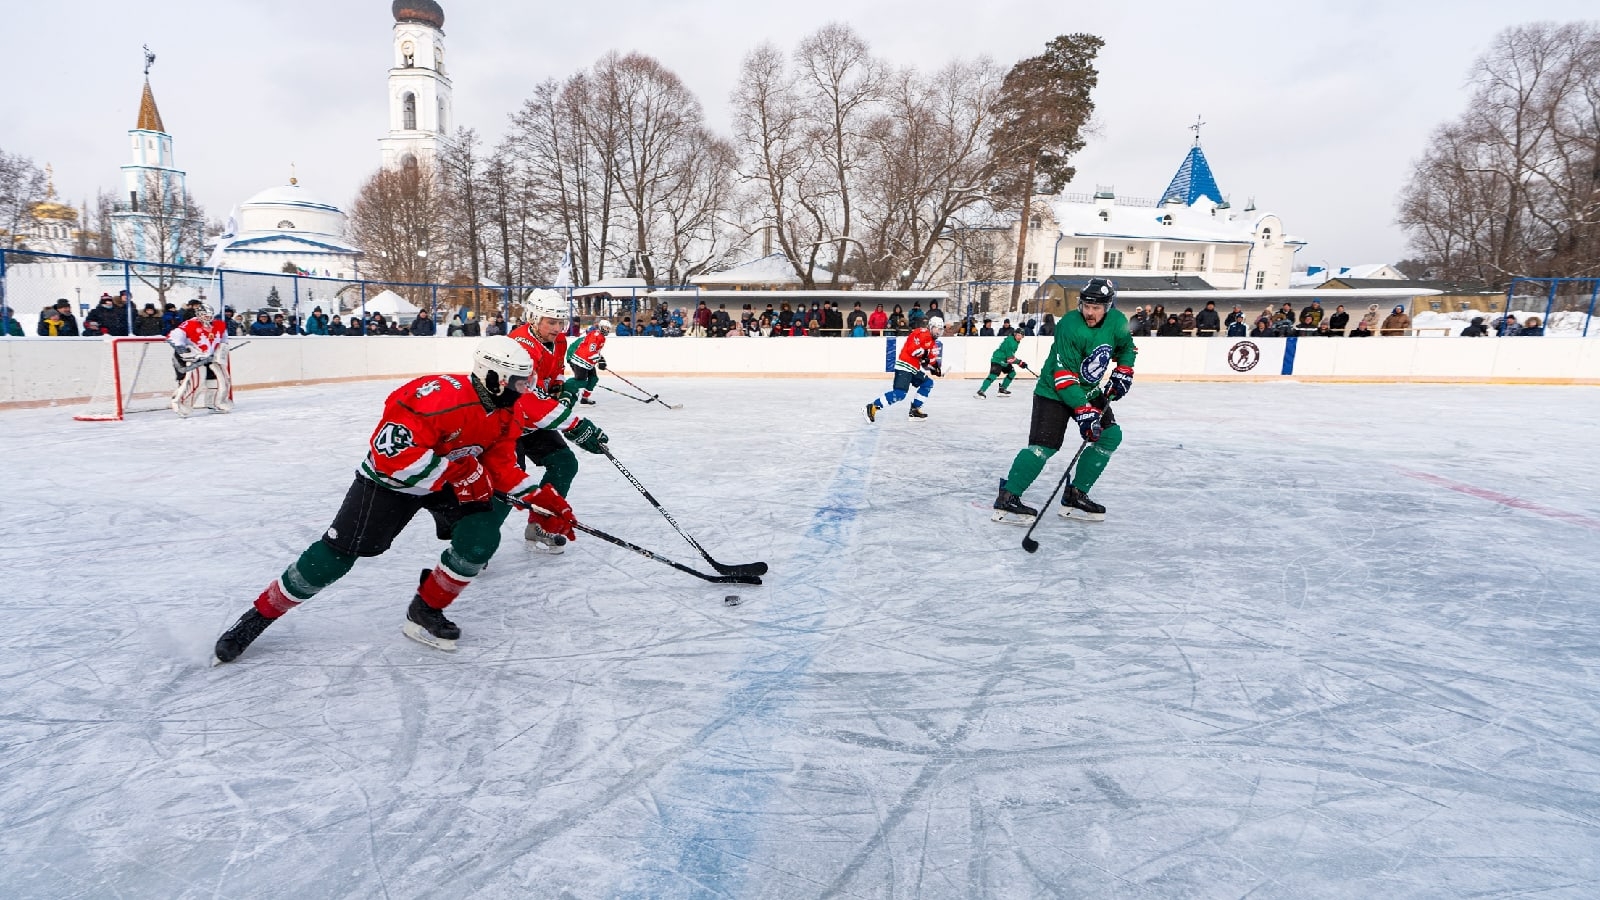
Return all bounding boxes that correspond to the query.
[596,357,607,371]
[564,417,609,454]
[1072,405,1103,442]
[929,361,943,378]
[1107,365,1134,401]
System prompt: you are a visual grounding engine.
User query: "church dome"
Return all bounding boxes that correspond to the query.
[236,181,346,238]
[392,0,444,29]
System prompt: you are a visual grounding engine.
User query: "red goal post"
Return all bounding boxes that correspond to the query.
[73,336,223,421]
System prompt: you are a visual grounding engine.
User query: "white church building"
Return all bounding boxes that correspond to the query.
[380,0,452,170]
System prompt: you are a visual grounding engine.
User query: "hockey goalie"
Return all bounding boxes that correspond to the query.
[166,305,233,417]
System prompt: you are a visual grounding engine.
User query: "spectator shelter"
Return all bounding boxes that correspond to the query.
[569,277,649,319]
[689,253,857,291]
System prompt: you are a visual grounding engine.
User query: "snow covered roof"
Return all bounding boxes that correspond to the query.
[571,277,648,297]
[689,253,856,286]
[241,182,343,214]
[1294,263,1407,287]
[1159,144,1224,207]
[1051,195,1303,247]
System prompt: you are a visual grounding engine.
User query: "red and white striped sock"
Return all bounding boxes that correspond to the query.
[253,579,301,618]
[418,564,472,610]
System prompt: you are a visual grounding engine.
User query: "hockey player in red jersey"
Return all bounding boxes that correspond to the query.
[565,318,611,406]
[166,305,231,416]
[212,336,582,663]
[506,289,605,553]
[865,316,944,422]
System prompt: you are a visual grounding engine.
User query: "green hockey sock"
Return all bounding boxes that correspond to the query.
[538,446,579,495]
[979,375,995,392]
[1003,444,1055,495]
[1071,425,1122,493]
[443,500,512,577]
[285,540,358,600]
[1000,370,1015,390]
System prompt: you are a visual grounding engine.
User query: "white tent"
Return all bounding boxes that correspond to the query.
[355,289,421,318]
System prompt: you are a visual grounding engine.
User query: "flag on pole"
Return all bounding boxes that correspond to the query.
[205,207,239,271]
[554,245,573,288]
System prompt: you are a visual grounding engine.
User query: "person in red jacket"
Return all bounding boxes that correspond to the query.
[867,304,889,335]
[212,336,580,663]
[865,317,944,422]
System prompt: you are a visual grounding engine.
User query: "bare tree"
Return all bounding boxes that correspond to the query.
[111,169,207,304]
[0,148,48,252]
[988,33,1103,307]
[1399,22,1600,286]
[437,127,489,286]
[347,162,447,285]
[796,23,885,285]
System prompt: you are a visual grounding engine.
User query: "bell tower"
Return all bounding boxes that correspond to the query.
[379,1,452,171]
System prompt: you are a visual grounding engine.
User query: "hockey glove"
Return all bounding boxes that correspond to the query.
[596,357,607,371]
[928,361,943,378]
[523,484,576,541]
[442,455,492,506]
[560,379,584,404]
[563,417,609,454]
[1107,365,1134,401]
[1072,405,1103,443]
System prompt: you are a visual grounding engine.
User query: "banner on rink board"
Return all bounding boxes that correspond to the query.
[1204,338,1289,376]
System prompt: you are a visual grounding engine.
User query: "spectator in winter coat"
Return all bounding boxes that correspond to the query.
[1350,304,1379,337]
[712,304,733,337]
[1158,314,1184,336]
[1039,313,1056,336]
[1194,301,1222,336]
[485,315,508,336]
[1299,300,1324,326]
[1227,318,1248,337]
[1,306,22,336]
[907,302,925,328]
[1495,315,1522,336]
[616,317,635,336]
[1380,305,1411,336]
[249,313,279,336]
[304,308,330,335]
[1224,305,1246,330]
[1149,305,1166,333]
[159,303,182,334]
[998,318,1015,337]
[1459,316,1489,337]
[691,301,711,337]
[979,319,995,336]
[847,302,868,335]
[888,305,906,333]
[1177,307,1197,335]
[867,304,888,334]
[41,300,79,336]
[1294,312,1320,337]
[1250,316,1274,338]
[411,312,437,336]
[1128,306,1152,336]
[328,316,347,336]
[85,296,123,336]
[925,302,945,327]
[1519,316,1544,336]
[133,303,163,335]
[1326,305,1350,335]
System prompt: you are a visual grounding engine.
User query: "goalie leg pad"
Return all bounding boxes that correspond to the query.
[171,369,202,417]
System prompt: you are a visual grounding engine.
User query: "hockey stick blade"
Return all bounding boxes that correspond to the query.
[567,520,761,585]
[603,448,763,577]
[1019,441,1089,554]
[715,560,769,577]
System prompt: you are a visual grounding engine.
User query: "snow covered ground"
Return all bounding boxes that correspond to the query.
[3,377,1599,899]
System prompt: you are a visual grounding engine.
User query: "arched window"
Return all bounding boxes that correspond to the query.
[1262,227,1273,241]
[1161,214,1173,226]
[403,93,417,131]
[438,98,447,132]
[400,153,418,172]
[277,220,296,230]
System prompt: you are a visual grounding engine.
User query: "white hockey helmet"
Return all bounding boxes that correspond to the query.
[595,319,613,334]
[471,335,533,407]
[926,316,945,336]
[524,289,568,323]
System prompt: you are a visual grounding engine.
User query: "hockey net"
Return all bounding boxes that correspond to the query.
[74,337,185,421]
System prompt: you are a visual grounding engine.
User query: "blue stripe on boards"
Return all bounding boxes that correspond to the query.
[1282,336,1298,375]
[616,427,882,899]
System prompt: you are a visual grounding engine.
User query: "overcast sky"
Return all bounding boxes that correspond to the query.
[4,1,1595,268]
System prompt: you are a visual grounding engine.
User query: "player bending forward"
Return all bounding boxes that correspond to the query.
[508,290,608,553]
[866,316,944,422]
[167,305,231,417]
[566,317,611,406]
[976,330,1029,398]
[992,278,1137,524]
[212,336,580,663]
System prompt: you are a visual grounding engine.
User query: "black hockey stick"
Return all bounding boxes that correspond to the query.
[607,371,683,410]
[1022,441,1090,554]
[603,447,768,577]
[597,383,656,404]
[498,493,760,585]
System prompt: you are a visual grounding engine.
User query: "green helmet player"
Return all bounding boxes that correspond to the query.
[992,278,1137,525]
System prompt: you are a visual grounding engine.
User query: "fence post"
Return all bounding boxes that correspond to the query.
[0,250,8,315]
[360,281,367,336]
[122,263,133,321]
[431,284,438,331]
[1585,280,1599,339]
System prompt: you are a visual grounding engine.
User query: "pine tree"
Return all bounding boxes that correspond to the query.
[266,286,282,308]
[988,34,1103,308]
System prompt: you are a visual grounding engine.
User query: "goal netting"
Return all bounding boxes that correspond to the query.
[74,337,222,421]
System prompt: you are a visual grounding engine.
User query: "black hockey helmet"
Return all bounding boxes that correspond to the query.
[1078,278,1116,307]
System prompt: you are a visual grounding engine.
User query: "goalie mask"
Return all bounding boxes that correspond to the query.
[470,335,533,408]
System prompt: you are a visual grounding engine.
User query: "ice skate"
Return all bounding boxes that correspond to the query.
[213,608,275,665]
[865,401,879,423]
[991,480,1038,526]
[908,406,928,419]
[403,595,460,652]
[579,397,597,406]
[524,520,568,554]
[975,390,987,399]
[1059,485,1106,521]
[997,386,1011,395]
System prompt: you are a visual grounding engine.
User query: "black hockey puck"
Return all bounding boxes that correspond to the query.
[723,594,742,606]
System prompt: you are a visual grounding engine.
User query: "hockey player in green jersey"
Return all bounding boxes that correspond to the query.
[992,278,1137,524]
[976,331,1029,397]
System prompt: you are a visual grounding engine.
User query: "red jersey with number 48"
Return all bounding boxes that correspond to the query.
[895,327,939,374]
[361,374,540,500]
[167,317,226,357]
[506,323,568,395]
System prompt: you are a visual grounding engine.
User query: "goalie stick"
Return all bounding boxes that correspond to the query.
[498,493,761,586]
[603,447,768,577]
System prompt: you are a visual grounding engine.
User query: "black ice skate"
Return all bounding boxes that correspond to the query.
[865,401,879,423]
[579,397,597,405]
[991,480,1038,526]
[997,386,1011,395]
[1059,485,1106,521]
[524,520,569,554]
[403,595,461,652]
[213,608,275,665]
[908,406,929,419]
[975,390,987,399]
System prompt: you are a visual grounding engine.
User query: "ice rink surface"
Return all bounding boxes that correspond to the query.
[3,376,1599,899]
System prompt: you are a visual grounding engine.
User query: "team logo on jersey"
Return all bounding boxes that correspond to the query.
[441,375,462,389]
[415,380,441,397]
[445,446,485,461]
[1228,341,1261,372]
[373,422,415,456]
[1080,344,1114,386]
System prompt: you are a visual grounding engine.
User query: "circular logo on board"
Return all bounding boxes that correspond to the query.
[1227,341,1261,372]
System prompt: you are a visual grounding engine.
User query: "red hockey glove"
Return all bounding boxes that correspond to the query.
[1107,365,1134,401]
[523,484,576,541]
[1072,405,1103,442]
[442,455,492,506]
